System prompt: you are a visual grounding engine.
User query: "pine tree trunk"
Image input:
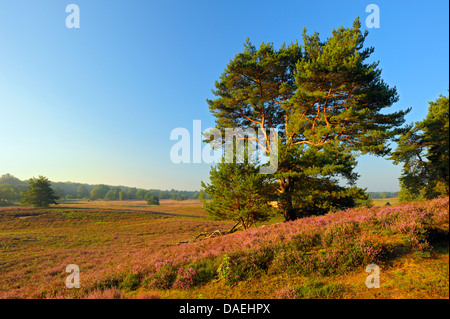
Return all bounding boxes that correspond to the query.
[278,178,297,221]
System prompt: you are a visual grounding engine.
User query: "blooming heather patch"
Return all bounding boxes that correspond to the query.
[133,197,448,289]
[276,281,349,299]
[276,287,299,299]
[85,288,124,299]
[137,291,161,299]
[0,198,448,298]
[172,267,197,290]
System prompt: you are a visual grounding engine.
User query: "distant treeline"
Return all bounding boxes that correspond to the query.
[367,192,399,199]
[0,173,206,206]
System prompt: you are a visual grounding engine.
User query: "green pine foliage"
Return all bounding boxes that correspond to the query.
[21,176,59,208]
[146,195,160,205]
[197,190,206,201]
[391,93,449,201]
[206,17,408,221]
[201,159,276,230]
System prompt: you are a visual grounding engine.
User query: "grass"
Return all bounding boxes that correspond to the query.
[0,200,234,298]
[142,248,448,299]
[0,198,448,299]
[371,197,400,207]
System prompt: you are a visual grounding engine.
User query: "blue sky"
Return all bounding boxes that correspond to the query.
[0,0,448,191]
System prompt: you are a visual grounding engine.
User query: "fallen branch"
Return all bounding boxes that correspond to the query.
[179,221,242,244]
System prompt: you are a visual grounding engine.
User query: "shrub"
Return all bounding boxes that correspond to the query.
[217,248,275,285]
[172,267,197,290]
[86,288,125,299]
[321,222,359,248]
[138,291,161,299]
[145,266,177,290]
[269,248,314,276]
[277,281,348,299]
[146,195,160,205]
[289,232,321,250]
[217,254,232,282]
[189,260,219,286]
[119,273,141,291]
[296,281,348,299]
[94,276,122,291]
[276,287,300,299]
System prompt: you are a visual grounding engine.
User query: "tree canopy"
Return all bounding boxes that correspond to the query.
[205,17,408,221]
[21,176,59,208]
[90,185,110,200]
[391,93,449,201]
[202,159,275,230]
[0,183,22,206]
[77,185,89,199]
[146,195,160,205]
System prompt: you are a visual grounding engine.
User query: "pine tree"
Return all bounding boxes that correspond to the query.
[146,195,160,205]
[21,176,59,208]
[206,18,408,220]
[201,159,275,230]
[391,93,449,200]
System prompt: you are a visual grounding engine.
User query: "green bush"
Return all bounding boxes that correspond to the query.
[321,222,359,248]
[218,248,275,285]
[217,254,232,282]
[94,276,122,291]
[296,281,348,299]
[119,273,141,291]
[189,260,219,286]
[146,195,160,205]
[289,233,321,251]
[144,266,177,289]
[277,281,349,299]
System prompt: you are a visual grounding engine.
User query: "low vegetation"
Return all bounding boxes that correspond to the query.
[0,197,447,299]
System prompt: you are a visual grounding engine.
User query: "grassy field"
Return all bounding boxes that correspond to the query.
[371,197,401,207]
[0,198,448,299]
[0,200,234,298]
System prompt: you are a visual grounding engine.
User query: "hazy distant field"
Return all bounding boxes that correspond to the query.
[0,198,448,299]
[371,198,400,207]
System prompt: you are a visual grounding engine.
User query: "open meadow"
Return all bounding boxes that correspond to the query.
[371,198,401,207]
[0,200,235,298]
[0,198,448,299]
